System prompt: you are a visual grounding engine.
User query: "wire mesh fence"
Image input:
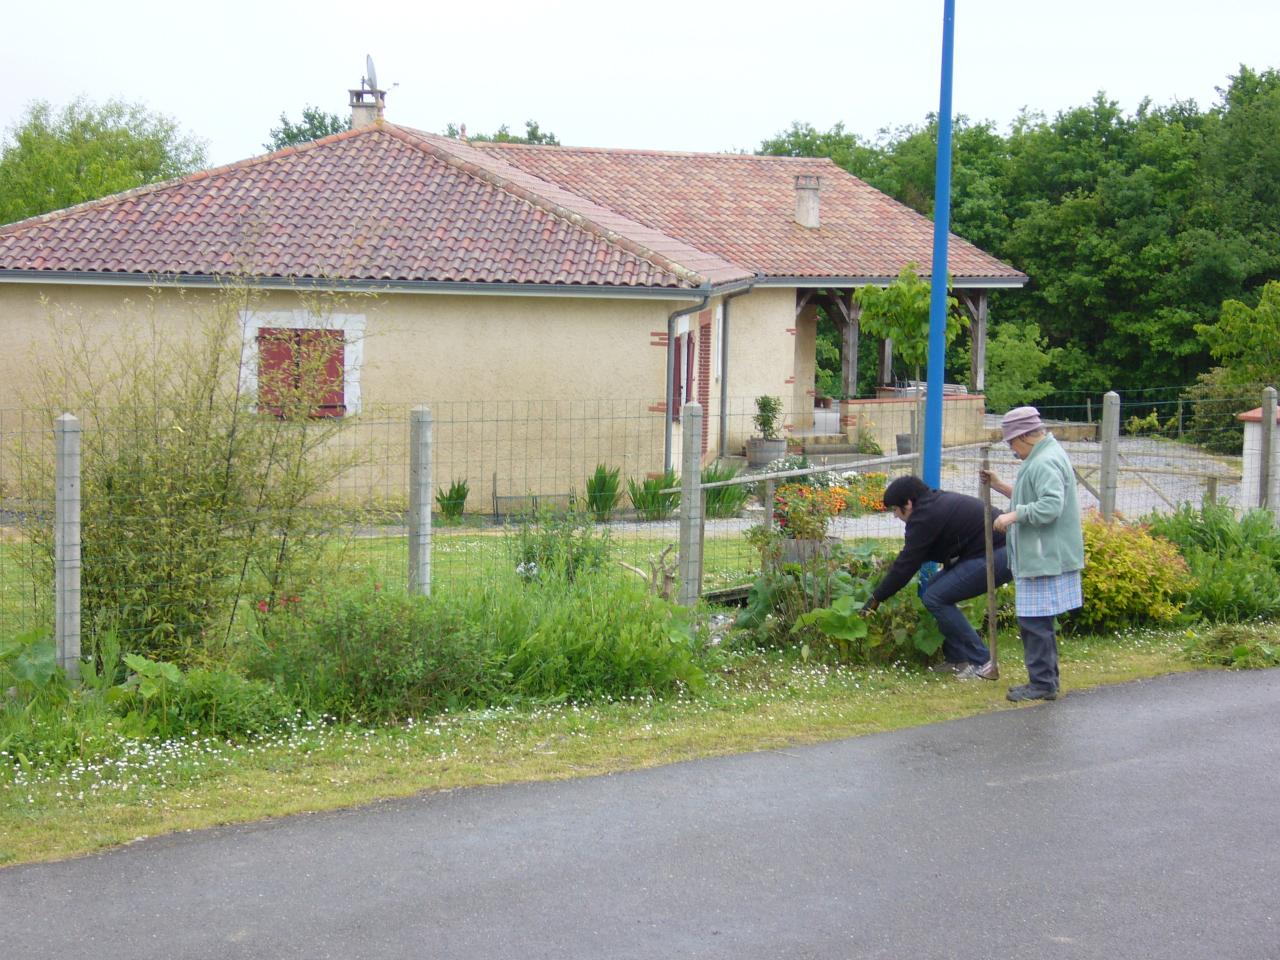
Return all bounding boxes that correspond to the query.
[0,388,1272,651]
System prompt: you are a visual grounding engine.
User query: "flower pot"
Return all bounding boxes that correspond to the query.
[746,437,787,468]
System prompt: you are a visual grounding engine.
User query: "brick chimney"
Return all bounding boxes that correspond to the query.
[794,175,820,229]
[349,86,385,127]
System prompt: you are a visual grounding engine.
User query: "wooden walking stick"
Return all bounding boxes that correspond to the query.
[978,445,1000,680]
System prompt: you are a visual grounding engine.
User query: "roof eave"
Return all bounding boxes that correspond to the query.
[752,274,1028,289]
[0,270,714,301]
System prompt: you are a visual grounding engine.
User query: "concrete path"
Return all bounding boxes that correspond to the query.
[2,670,1277,959]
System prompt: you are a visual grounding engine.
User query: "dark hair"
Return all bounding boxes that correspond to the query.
[882,475,931,510]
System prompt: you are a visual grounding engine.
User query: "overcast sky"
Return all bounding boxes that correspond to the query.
[2,0,1277,166]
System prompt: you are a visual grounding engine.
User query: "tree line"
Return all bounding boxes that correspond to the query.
[760,65,1280,403]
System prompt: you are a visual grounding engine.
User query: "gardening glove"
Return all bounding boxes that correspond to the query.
[859,598,879,618]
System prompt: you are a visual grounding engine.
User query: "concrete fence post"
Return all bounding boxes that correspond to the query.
[1100,391,1120,521]
[408,406,433,596]
[678,403,704,607]
[1261,387,1276,512]
[54,413,82,681]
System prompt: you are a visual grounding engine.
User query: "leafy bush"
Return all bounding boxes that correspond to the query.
[1147,502,1280,566]
[170,668,295,739]
[701,461,750,519]
[475,569,705,700]
[435,478,469,522]
[1180,549,1280,622]
[249,585,494,721]
[1074,516,1194,631]
[510,506,612,582]
[16,287,366,663]
[628,471,680,521]
[733,538,943,664]
[1147,503,1280,621]
[585,464,622,522]
[1183,622,1280,669]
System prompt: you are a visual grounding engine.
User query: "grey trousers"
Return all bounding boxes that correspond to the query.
[1017,615,1059,692]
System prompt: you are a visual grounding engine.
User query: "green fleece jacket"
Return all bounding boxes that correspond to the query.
[1008,433,1085,579]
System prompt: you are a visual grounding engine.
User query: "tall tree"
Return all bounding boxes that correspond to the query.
[265,107,351,151]
[0,99,207,225]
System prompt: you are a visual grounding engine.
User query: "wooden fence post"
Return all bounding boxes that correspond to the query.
[54,413,81,681]
[1100,392,1120,521]
[409,406,433,596]
[1261,387,1277,512]
[678,403,704,607]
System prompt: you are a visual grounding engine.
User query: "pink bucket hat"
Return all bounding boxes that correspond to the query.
[1001,406,1044,442]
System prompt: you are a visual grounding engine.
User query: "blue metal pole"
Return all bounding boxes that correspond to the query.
[922,0,956,490]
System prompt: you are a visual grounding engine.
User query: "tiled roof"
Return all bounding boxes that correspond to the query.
[0,122,1023,290]
[468,141,1024,282]
[0,126,713,289]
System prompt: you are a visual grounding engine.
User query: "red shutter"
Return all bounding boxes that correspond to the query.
[685,331,696,411]
[672,333,684,421]
[257,327,295,418]
[301,329,345,417]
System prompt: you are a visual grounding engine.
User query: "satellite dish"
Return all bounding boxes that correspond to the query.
[365,55,379,92]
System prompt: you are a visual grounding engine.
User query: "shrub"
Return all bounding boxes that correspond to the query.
[585,464,622,522]
[1147,503,1280,621]
[1180,549,1280,622]
[628,471,680,521]
[171,668,296,739]
[509,506,612,582]
[701,461,750,519]
[16,286,367,664]
[248,585,494,721]
[1075,515,1193,631]
[1183,622,1280,669]
[435,479,469,522]
[733,539,943,664]
[476,569,705,700]
[1181,368,1259,454]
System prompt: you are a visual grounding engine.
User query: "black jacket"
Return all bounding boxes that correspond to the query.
[870,490,1006,603]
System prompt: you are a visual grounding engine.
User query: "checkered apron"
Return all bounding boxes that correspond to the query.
[1015,569,1083,618]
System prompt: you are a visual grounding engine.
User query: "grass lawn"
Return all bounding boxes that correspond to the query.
[0,626,1198,867]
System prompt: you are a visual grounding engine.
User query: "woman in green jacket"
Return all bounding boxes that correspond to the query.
[980,406,1085,702]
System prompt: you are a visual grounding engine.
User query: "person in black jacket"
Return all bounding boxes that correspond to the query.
[861,476,1012,678]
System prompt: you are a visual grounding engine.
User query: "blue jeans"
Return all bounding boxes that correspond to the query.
[920,547,1012,665]
[1018,615,1059,692]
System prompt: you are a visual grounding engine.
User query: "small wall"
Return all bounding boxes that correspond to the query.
[1241,420,1280,509]
[839,394,987,452]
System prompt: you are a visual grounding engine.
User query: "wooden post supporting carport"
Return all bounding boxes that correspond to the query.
[958,290,989,395]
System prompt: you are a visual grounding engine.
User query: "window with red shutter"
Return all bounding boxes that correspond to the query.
[255,327,345,418]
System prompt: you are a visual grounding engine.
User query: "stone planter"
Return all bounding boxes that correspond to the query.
[746,437,787,468]
[778,537,838,565]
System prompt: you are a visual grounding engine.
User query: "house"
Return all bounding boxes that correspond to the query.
[0,83,1025,496]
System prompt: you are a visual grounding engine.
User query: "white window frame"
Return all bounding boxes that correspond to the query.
[239,310,366,415]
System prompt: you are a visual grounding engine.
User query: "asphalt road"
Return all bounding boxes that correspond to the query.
[2,669,1277,959]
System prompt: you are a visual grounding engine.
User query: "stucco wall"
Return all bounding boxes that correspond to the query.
[1241,419,1280,510]
[0,281,806,508]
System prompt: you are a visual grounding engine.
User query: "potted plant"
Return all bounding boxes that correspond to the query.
[746,395,787,467]
[772,482,848,563]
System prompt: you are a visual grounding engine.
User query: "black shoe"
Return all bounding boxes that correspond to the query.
[929,661,965,675]
[1006,684,1057,702]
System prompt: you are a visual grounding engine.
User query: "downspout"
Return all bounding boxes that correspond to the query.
[665,293,710,473]
[717,284,756,459]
